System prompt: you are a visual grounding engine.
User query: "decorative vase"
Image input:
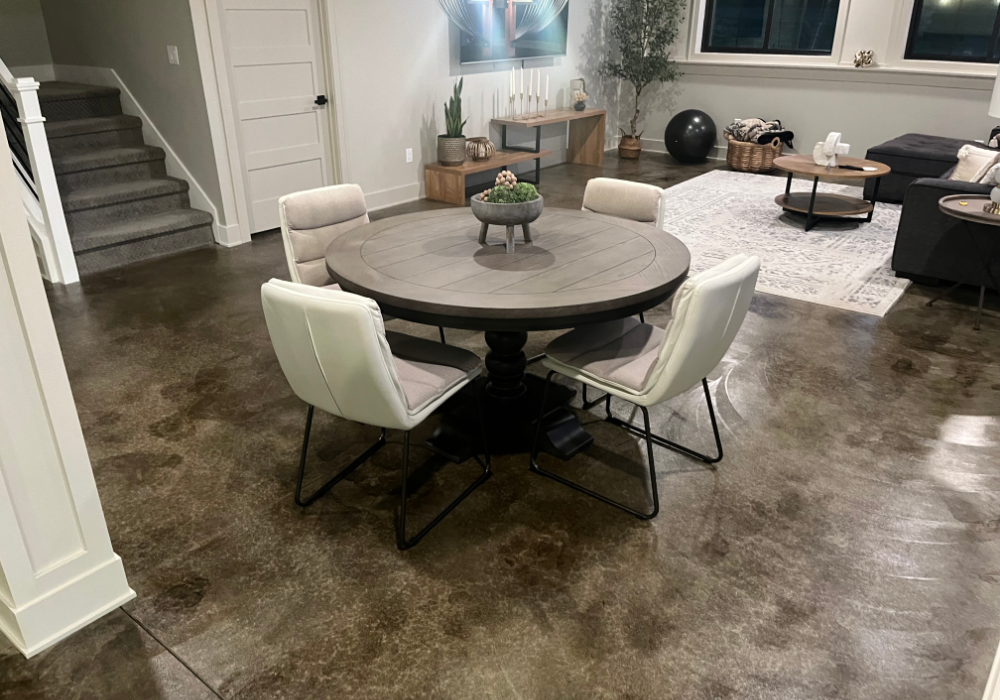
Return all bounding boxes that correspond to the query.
[438,135,467,166]
[470,194,544,254]
[466,137,496,162]
[618,129,643,159]
[574,101,586,111]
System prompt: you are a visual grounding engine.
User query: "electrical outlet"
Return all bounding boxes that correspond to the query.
[406,148,413,163]
[167,46,180,65]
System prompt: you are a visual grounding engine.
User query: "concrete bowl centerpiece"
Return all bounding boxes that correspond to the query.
[471,172,543,253]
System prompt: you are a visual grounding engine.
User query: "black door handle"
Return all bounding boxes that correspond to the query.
[315,95,328,106]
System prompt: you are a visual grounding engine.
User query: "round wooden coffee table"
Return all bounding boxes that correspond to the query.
[773,155,891,232]
[325,207,691,455]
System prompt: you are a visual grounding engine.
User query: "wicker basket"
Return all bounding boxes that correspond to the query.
[725,133,783,173]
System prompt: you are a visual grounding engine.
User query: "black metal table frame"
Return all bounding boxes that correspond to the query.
[783,172,883,232]
[926,219,1000,330]
[500,124,542,186]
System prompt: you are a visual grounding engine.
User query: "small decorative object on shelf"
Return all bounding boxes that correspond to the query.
[438,78,468,166]
[853,50,875,68]
[471,171,543,253]
[813,132,850,168]
[571,78,587,110]
[987,175,1000,215]
[466,137,496,162]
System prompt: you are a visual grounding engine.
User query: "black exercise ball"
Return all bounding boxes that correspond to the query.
[664,110,717,163]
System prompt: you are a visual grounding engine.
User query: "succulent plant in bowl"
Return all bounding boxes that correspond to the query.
[472,171,544,253]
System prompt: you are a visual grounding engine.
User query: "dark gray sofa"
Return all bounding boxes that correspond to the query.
[863,133,993,203]
[891,176,997,286]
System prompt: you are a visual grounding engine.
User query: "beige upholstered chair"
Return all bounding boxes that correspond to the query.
[261,279,490,549]
[582,177,667,323]
[582,177,666,230]
[279,183,448,343]
[530,255,760,519]
[279,183,368,288]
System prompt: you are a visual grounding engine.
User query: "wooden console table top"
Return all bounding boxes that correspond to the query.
[491,107,607,129]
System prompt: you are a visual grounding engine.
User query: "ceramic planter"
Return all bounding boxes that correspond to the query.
[438,136,467,166]
[471,193,544,253]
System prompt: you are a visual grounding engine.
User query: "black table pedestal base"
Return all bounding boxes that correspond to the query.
[427,331,594,460]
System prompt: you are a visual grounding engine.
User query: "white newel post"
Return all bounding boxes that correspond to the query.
[11,77,79,286]
[0,123,134,658]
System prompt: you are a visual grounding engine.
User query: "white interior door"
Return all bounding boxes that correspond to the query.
[221,0,333,233]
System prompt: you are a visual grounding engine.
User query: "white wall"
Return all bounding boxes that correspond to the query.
[0,0,52,71]
[325,0,604,208]
[320,0,998,212]
[629,0,998,158]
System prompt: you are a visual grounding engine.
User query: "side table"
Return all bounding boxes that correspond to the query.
[933,194,1000,330]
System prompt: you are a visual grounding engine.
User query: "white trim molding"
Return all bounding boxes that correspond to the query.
[53,64,241,247]
[0,123,134,659]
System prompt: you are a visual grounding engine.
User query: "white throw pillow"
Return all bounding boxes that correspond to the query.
[950,145,1000,183]
[979,162,1000,186]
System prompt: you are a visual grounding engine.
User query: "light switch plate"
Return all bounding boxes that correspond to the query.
[406,148,413,163]
[167,46,180,65]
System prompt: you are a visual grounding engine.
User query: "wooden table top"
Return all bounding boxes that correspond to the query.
[774,155,891,179]
[939,194,1000,226]
[325,208,690,331]
[491,108,606,129]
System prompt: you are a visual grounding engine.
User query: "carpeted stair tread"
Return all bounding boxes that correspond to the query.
[38,81,120,103]
[52,146,165,175]
[46,115,142,139]
[71,208,214,253]
[62,177,189,213]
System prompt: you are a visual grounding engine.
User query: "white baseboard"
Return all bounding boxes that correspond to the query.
[637,136,726,161]
[9,64,55,82]
[0,555,135,659]
[52,64,228,245]
[366,182,422,211]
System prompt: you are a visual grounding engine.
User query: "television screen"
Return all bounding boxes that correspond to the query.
[459,0,569,64]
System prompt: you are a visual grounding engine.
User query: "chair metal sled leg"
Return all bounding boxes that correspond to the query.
[396,383,493,550]
[583,378,723,465]
[530,371,660,520]
[439,326,447,344]
[295,405,388,507]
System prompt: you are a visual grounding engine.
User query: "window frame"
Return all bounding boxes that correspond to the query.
[903,0,1000,64]
[700,0,843,56]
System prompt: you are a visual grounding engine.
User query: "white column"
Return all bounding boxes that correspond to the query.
[0,118,134,658]
[12,77,80,285]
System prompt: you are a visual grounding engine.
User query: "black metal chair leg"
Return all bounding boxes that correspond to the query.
[529,371,659,520]
[439,327,447,344]
[396,383,492,550]
[295,405,387,507]
[582,378,723,465]
[639,312,645,323]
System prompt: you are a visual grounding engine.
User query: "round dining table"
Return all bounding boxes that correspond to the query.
[326,207,691,457]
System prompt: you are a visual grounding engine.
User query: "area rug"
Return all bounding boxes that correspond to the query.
[660,169,909,317]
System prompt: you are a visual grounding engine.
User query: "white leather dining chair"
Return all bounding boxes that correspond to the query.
[529,254,760,519]
[261,279,491,549]
[582,177,667,323]
[279,183,449,343]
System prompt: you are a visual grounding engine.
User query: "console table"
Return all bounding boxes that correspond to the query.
[491,108,607,176]
[425,149,552,206]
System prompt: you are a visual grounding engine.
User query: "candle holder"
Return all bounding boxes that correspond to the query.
[526,94,533,119]
[519,92,524,120]
[509,95,515,119]
[543,99,548,118]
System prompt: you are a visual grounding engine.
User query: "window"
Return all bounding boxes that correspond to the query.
[905,0,1000,63]
[702,0,841,55]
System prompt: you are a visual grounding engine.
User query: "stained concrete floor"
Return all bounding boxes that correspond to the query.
[3,152,1000,699]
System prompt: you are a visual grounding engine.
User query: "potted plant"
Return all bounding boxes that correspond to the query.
[438,78,468,166]
[601,0,684,159]
[471,171,543,253]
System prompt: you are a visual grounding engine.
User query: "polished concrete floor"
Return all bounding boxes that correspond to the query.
[3,152,1000,699]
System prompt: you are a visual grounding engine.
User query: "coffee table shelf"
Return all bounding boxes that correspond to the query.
[775,192,874,218]
[773,155,890,231]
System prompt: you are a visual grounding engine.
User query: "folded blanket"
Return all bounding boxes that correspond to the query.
[725,118,794,148]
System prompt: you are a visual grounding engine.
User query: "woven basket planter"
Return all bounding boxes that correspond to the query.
[725,134,783,173]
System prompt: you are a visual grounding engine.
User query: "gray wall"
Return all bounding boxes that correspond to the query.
[40,0,224,221]
[0,0,53,68]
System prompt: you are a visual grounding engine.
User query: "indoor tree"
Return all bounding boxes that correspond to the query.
[602,0,685,143]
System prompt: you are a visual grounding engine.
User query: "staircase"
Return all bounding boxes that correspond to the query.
[38,81,214,276]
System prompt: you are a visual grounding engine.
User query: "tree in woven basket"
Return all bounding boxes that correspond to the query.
[601,0,684,139]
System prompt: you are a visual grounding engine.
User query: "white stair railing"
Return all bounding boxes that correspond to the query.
[1,58,78,285]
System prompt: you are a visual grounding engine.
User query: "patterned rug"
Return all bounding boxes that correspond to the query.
[660,170,909,317]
